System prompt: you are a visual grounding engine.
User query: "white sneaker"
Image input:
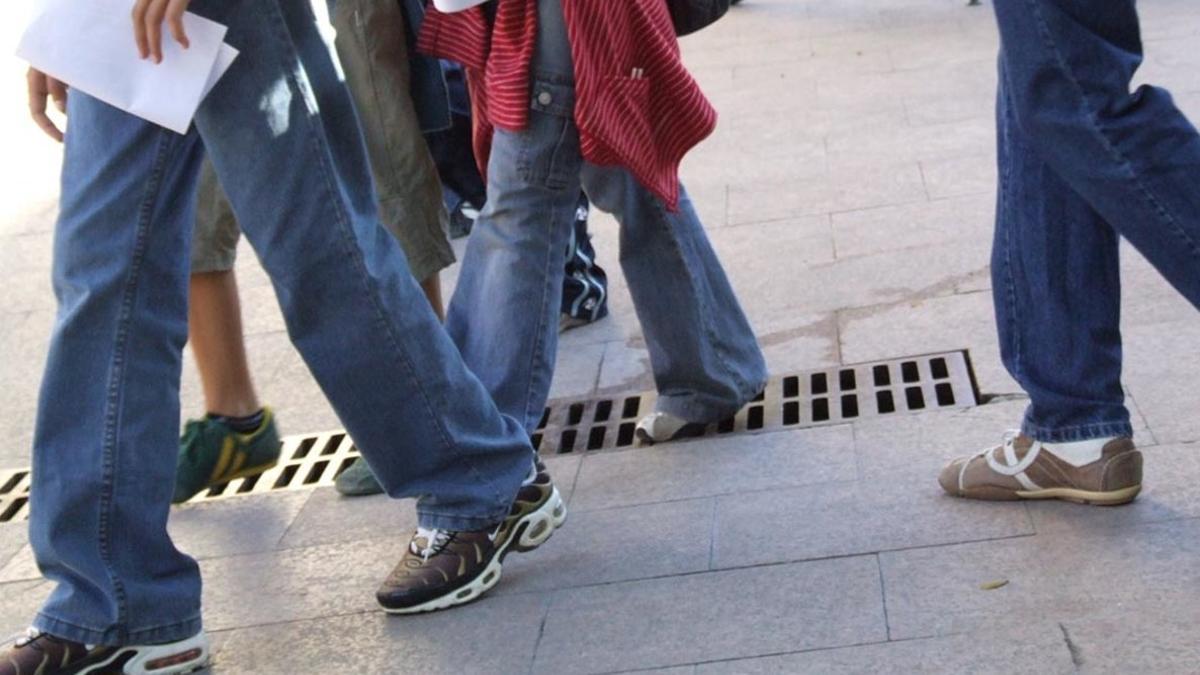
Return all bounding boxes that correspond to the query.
[634,412,706,445]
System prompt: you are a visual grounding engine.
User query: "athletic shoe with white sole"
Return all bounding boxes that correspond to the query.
[634,411,707,445]
[938,432,1142,505]
[0,628,209,675]
[376,460,566,614]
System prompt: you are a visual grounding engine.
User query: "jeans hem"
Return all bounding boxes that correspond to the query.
[656,377,768,424]
[416,508,507,532]
[1021,420,1134,443]
[33,612,202,647]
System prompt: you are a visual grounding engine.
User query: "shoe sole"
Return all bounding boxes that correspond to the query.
[76,633,210,674]
[175,459,280,505]
[381,488,567,616]
[634,423,707,447]
[956,484,1141,506]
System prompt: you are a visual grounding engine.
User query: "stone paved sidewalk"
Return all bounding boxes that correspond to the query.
[3,0,1200,672]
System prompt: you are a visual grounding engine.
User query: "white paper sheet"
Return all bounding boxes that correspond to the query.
[16,0,237,134]
[432,0,491,12]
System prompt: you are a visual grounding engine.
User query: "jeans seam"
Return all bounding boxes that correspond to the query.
[262,0,503,505]
[1023,0,1200,262]
[522,195,573,430]
[96,128,174,639]
[997,77,1023,385]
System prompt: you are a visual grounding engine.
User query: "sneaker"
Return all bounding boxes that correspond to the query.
[376,459,565,614]
[0,628,209,675]
[334,457,384,497]
[938,432,1142,505]
[172,408,281,504]
[635,412,707,445]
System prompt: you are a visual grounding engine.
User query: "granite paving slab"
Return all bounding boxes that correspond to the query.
[532,555,886,674]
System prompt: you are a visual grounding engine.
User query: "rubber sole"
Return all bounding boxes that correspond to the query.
[175,458,280,504]
[1016,484,1142,506]
[956,484,1141,506]
[382,488,567,615]
[634,423,707,447]
[76,632,210,674]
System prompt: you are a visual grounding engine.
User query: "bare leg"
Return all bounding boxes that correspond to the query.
[188,270,261,418]
[420,273,445,322]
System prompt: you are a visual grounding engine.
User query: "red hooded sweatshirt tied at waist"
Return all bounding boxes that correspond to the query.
[417,0,718,210]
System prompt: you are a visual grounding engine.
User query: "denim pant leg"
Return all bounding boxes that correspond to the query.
[993,66,1131,442]
[445,76,585,433]
[991,0,1200,307]
[31,94,206,645]
[581,168,768,422]
[192,0,531,529]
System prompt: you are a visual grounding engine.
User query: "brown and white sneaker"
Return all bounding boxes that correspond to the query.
[376,459,566,614]
[0,628,209,675]
[938,432,1142,506]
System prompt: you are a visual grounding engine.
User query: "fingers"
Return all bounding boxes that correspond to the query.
[146,0,166,63]
[132,0,152,60]
[26,68,64,143]
[132,0,167,63]
[47,76,68,115]
[167,0,191,50]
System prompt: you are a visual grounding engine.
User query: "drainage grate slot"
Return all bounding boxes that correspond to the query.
[560,429,577,453]
[274,464,299,490]
[747,406,765,430]
[876,390,896,414]
[873,365,891,387]
[783,401,800,425]
[839,370,857,392]
[905,386,926,410]
[0,351,981,520]
[587,426,607,450]
[811,372,829,395]
[841,394,859,419]
[813,398,830,422]
[783,376,800,398]
[1,497,27,522]
[593,400,613,423]
[621,396,641,419]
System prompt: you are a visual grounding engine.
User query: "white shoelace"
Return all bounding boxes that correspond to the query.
[411,527,453,561]
[959,431,1044,491]
[3,627,40,648]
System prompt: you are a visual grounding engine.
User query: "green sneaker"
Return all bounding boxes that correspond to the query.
[335,457,384,497]
[173,408,282,504]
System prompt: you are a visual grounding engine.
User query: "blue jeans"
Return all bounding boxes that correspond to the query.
[991,0,1200,442]
[446,0,767,433]
[30,0,531,646]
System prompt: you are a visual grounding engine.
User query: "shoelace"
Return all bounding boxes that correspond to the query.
[3,627,41,649]
[959,431,1044,490]
[412,527,454,562]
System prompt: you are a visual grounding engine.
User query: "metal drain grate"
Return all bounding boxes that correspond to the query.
[0,350,978,519]
[533,349,979,454]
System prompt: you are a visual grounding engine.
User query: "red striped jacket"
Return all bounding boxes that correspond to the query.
[417,0,717,210]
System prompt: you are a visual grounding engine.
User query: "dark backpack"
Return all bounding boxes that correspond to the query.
[667,0,731,36]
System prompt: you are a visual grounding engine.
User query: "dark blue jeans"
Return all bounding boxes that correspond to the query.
[991,0,1200,441]
[29,0,531,646]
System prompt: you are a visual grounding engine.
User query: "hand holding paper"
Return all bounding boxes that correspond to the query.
[17,0,238,135]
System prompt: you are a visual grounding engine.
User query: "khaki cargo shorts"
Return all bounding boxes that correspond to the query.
[192,0,454,281]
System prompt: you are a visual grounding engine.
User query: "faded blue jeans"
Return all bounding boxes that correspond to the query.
[991,0,1200,441]
[446,0,767,433]
[29,0,532,647]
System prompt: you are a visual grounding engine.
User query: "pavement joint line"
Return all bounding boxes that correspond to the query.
[595,631,975,675]
[526,594,555,675]
[876,552,892,641]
